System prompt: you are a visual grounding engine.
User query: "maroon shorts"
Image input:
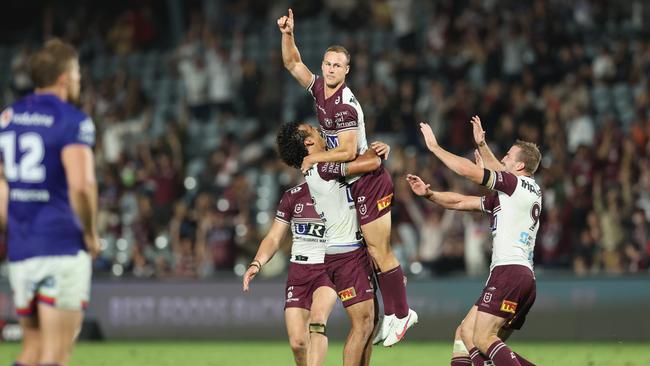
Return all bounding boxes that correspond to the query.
[325,248,375,308]
[350,166,394,226]
[284,262,335,310]
[475,265,536,330]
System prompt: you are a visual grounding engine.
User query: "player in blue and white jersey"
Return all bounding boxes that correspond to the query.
[0,39,99,366]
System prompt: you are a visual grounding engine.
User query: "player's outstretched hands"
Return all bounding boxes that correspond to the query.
[277,9,294,35]
[470,115,486,146]
[84,232,102,259]
[406,174,430,197]
[371,141,391,160]
[243,263,260,292]
[474,149,484,169]
[419,122,439,152]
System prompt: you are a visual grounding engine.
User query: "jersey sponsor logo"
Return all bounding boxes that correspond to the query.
[294,203,304,214]
[276,211,286,218]
[10,112,54,127]
[336,120,357,129]
[338,287,356,302]
[78,118,95,145]
[483,292,492,303]
[500,300,518,314]
[294,223,326,238]
[520,179,541,196]
[377,193,393,211]
[0,108,12,128]
[335,96,341,105]
[290,186,302,194]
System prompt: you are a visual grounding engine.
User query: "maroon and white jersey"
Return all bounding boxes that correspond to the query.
[480,170,542,272]
[307,75,367,157]
[275,182,327,264]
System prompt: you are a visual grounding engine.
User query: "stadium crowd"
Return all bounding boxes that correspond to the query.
[1,0,649,279]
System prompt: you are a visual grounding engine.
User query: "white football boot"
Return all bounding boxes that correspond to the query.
[371,314,395,345]
[382,309,418,347]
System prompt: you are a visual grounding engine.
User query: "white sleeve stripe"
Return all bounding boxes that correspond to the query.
[337,126,357,133]
[275,217,290,224]
[306,75,316,93]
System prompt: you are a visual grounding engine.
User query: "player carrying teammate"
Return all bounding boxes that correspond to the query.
[407,117,540,366]
[0,39,99,366]
[276,121,390,365]
[277,9,415,347]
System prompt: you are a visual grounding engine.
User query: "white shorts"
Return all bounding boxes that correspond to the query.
[9,250,91,316]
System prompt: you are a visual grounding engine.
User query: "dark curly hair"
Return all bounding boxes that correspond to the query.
[276,121,309,169]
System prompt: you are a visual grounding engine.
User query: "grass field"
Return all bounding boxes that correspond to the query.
[1,341,648,366]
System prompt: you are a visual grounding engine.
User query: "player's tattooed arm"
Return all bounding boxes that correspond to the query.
[419,122,484,185]
[470,115,504,171]
[406,174,482,211]
[278,8,314,88]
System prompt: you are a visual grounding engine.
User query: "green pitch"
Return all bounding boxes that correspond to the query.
[1,341,648,365]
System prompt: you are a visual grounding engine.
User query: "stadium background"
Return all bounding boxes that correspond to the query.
[1,0,650,365]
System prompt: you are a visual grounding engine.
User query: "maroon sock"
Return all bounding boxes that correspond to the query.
[514,352,535,366]
[487,340,522,366]
[376,271,394,315]
[379,265,409,318]
[469,347,490,366]
[451,356,472,366]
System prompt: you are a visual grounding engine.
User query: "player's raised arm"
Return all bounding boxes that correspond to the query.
[470,115,504,171]
[243,219,290,292]
[62,145,100,258]
[278,9,314,88]
[406,174,482,211]
[419,122,484,185]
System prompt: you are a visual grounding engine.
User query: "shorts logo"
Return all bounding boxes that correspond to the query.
[338,287,357,302]
[290,186,302,194]
[0,108,12,128]
[483,292,492,303]
[294,203,304,214]
[376,194,393,211]
[500,300,518,314]
[359,204,367,215]
[357,196,366,203]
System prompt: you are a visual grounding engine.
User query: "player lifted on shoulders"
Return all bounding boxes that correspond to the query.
[0,39,99,366]
[277,9,415,347]
[407,116,540,366]
[277,121,391,365]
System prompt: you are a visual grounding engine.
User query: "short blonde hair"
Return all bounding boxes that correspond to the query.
[324,45,350,65]
[514,140,542,174]
[30,38,78,88]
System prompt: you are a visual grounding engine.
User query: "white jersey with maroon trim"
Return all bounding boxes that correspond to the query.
[307,75,367,184]
[275,183,327,264]
[480,170,542,272]
[304,163,362,251]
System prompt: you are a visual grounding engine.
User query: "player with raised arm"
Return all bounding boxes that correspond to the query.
[277,9,415,347]
[0,39,99,366]
[407,119,540,366]
[276,121,389,365]
[243,181,337,366]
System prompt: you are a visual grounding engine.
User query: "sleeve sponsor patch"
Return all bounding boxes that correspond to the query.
[500,300,518,314]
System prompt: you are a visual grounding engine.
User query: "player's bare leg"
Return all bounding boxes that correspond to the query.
[473,311,532,366]
[360,296,379,366]
[457,306,488,366]
[307,286,337,366]
[342,299,374,366]
[38,304,83,366]
[16,315,41,366]
[285,307,311,366]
